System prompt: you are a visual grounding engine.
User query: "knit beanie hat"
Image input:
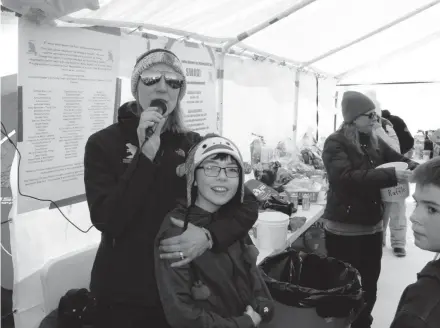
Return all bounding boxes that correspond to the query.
[341,91,376,123]
[177,134,245,207]
[363,90,382,116]
[131,48,187,100]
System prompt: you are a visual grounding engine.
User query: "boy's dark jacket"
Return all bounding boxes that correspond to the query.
[390,259,440,328]
[84,101,258,306]
[322,130,418,226]
[155,205,273,328]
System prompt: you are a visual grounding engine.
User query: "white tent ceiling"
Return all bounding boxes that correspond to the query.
[3,0,440,83]
[49,0,440,84]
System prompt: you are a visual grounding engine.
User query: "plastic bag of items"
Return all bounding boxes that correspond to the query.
[245,179,296,216]
[253,162,295,192]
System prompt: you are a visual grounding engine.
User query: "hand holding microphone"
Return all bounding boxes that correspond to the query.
[137,99,168,161]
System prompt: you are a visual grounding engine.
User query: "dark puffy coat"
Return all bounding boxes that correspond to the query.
[322,130,418,226]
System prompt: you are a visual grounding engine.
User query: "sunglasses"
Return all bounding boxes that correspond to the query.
[140,71,184,89]
[360,112,377,120]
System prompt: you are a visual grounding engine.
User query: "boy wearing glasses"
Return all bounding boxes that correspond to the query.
[390,157,440,328]
[155,134,274,328]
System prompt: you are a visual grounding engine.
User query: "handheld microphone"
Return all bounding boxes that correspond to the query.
[145,99,168,139]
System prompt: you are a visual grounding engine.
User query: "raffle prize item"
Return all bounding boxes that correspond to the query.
[302,194,311,211]
[376,162,410,202]
[291,193,299,208]
[250,139,263,166]
[245,179,296,216]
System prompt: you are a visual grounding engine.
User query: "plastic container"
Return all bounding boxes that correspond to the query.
[302,194,311,211]
[256,212,290,251]
[377,162,410,202]
[286,190,319,203]
[423,150,431,161]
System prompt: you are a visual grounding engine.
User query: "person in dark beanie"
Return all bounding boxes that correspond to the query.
[382,109,414,155]
[322,91,418,328]
[155,135,274,328]
[84,49,258,328]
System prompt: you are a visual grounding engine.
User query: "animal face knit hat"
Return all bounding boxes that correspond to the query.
[131,48,187,100]
[177,134,245,207]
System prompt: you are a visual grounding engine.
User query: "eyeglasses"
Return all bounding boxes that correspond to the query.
[140,71,184,89]
[361,112,377,120]
[197,165,241,178]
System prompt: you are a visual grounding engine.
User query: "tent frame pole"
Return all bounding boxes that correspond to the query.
[217,53,226,136]
[299,0,440,68]
[58,16,231,45]
[222,0,317,51]
[292,70,301,146]
[336,29,440,80]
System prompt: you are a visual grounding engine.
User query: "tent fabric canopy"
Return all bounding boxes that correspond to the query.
[61,0,440,84]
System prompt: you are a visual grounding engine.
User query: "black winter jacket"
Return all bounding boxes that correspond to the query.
[83,102,259,306]
[322,131,417,226]
[390,259,440,328]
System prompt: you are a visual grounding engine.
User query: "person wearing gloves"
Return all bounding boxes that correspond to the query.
[84,49,258,328]
[390,157,440,328]
[322,91,418,328]
[365,91,409,257]
[155,134,274,328]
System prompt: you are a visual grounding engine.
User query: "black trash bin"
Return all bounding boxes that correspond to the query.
[258,249,364,328]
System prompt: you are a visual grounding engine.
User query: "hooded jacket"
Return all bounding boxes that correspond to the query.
[83,101,259,306]
[155,205,273,328]
[322,130,417,226]
[390,259,440,328]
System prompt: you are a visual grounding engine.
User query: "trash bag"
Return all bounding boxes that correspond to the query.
[259,249,364,319]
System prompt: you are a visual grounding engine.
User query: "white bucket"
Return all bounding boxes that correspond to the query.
[256,211,289,251]
[377,162,410,202]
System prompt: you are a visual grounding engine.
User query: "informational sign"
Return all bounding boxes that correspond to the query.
[169,41,218,134]
[17,20,120,213]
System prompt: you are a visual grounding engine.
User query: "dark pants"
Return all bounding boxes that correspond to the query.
[325,231,383,328]
[95,300,171,328]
